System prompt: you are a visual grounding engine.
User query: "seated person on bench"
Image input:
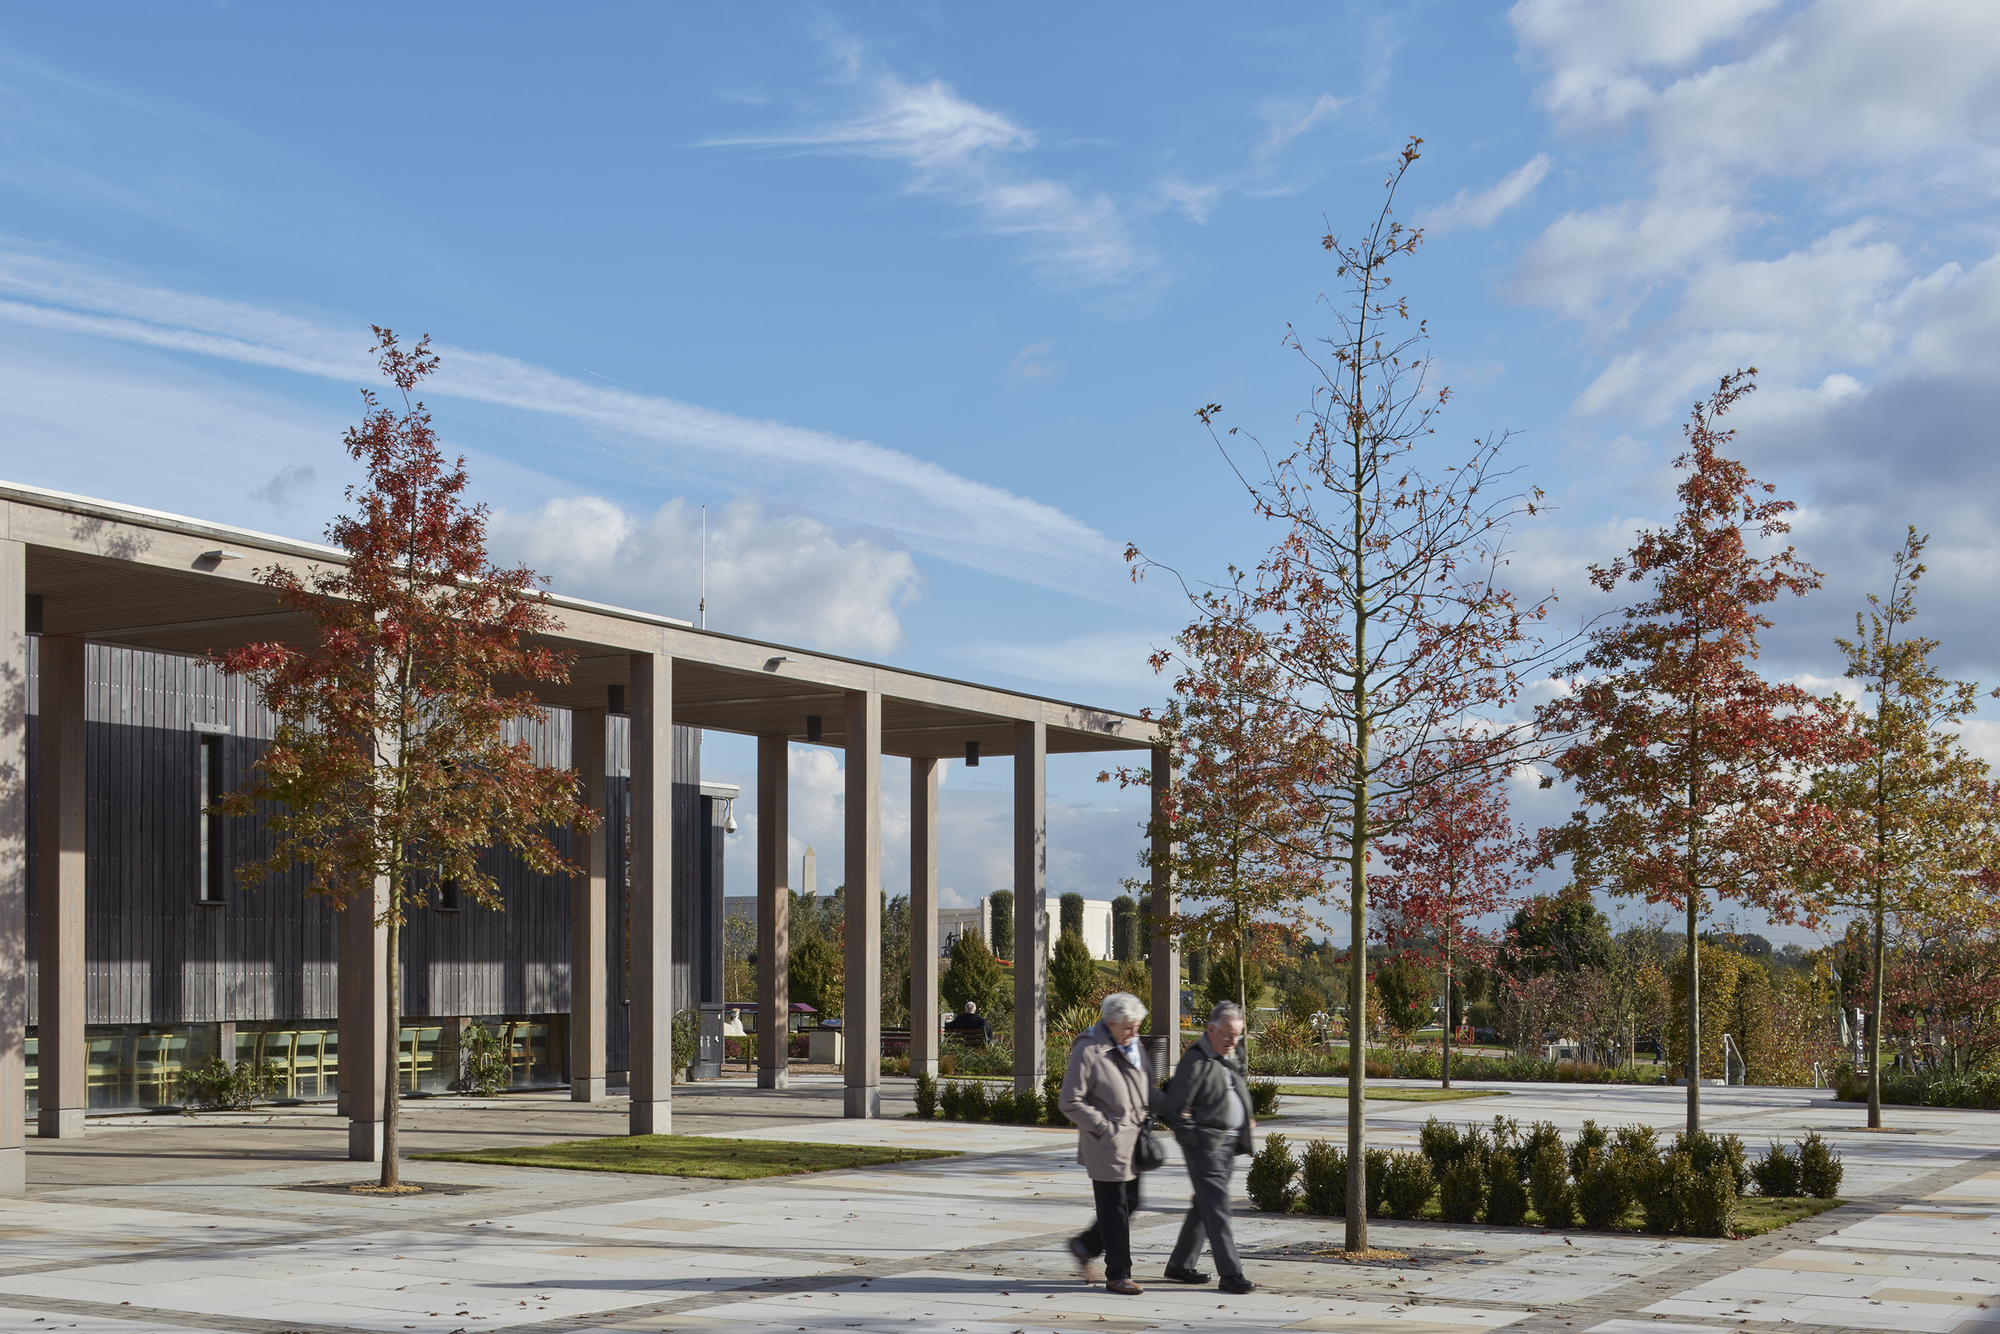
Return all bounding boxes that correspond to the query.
[944,1001,992,1048]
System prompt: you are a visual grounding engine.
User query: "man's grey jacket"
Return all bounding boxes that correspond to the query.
[1159,1033,1254,1159]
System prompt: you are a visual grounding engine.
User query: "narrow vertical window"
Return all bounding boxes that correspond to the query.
[437,878,461,912]
[199,734,224,902]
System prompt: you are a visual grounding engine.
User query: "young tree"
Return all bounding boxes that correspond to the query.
[216,330,591,1188]
[987,889,1015,960]
[1050,929,1098,1013]
[1372,755,1527,1086]
[1804,529,1999,1124]
[1536,370,1858,1136]
[1059,891,1085,940]
[940,930,1004,1017]
[1148,140,1555,1252]
[1107,597,1313,1027]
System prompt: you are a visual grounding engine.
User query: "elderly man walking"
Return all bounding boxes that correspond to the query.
[1159,1000,1256,1294]
[1058,992,1163,1295]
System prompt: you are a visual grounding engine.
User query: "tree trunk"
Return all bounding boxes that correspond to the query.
[1441,929,1453,1090]
[1685,893,1701,1137]
[1868,899,1885,1130]
[382,899,402,1188]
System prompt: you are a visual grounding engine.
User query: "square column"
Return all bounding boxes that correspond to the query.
[627,652,673,1135]
[756,734,789,1090]
[842,690,881,1118]
[338,873,390,1161]
[1012,719,1046,1094]
[0,541,26,1194]
[569,707,608,1102]
[909,757,940,1078]
[34,635,85,1138]
[1149,745,1180,1071]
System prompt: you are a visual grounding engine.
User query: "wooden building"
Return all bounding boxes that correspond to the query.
[2,481,1163,1193]
[24,638,731,1116]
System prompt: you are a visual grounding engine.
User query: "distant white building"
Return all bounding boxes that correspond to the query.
[938,896,1115,961]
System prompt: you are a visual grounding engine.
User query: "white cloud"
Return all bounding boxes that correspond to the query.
[1511,0,1784,127]
[711,66,1146,287]
[0,249,1127,598]
[489,494,922,655]
[1253,93,1348,160]
[955,628,1169,696]
[1510,199,1738,323]
[1421,153,1552,234]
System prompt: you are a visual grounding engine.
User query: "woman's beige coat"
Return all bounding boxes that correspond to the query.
[1058,1023,1164,1182]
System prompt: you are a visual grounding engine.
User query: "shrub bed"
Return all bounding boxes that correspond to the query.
[1248,1046,1658,1084]
[1835,1068,2000,1110]
[1237,1113,1842,1239]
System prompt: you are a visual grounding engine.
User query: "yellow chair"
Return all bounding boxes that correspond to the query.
[406,1026,443,1092]
[86,1035,126,1107]
[292,1029,326,1098]
[132,1033,188,1106]
[259,1031,299,1097]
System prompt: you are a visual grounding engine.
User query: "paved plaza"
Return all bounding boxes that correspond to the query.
[2,1077,1995,1334]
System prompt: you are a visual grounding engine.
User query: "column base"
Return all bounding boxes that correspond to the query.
[629,1100,671,1135]
[348,1120,384,1162]
[0,1147,21,1196]
[36,1107,84,1139]
[912,1058,939,1079]
[756,1067,790,1090]
[843,1086,881,1119]
[571,1077,606,1103]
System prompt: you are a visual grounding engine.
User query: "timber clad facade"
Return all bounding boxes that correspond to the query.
[24,639,723,1099]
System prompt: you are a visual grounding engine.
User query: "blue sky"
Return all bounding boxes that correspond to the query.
[5,3,1998,944]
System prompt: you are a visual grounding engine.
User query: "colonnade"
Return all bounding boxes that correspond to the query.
[9,637,1173,1191]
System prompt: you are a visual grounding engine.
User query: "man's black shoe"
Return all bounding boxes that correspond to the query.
[1219,1274,1255,1295]
[1163,1266,1211,1284]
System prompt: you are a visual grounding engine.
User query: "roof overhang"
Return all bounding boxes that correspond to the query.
[6,482,1156,760]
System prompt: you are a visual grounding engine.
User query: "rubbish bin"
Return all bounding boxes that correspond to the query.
[691,1002,725,1081]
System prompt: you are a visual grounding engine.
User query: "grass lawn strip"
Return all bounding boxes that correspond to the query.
[1270,1085,1508,1103]
[415,1134,961,1180]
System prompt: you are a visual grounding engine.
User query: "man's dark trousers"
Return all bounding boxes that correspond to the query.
[1169,1140,1241,1278]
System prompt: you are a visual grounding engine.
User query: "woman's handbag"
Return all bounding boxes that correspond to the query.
[1133,1115,1167,1172]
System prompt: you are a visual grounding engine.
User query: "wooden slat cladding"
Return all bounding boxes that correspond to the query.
[25,641,715,1033]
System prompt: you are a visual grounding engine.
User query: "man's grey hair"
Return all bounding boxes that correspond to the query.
[1101,992,1147,1025]
[963,1002,978,1014]
[1207,1000,1246,1027]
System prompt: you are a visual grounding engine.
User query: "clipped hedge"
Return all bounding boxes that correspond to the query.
[1238,1113,1841,1239]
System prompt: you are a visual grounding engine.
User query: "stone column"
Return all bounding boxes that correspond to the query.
[0,541,27,1194]
[1149,745,1180,1072]
[34,635,84,1138]
[756,733,789,1089]
[909,757,940,1078]
[1012,719,1046,1094]
[569,707,608,1102]
[627,652,672,1135]
[842,690,881,1118]
[338,873,390,1161]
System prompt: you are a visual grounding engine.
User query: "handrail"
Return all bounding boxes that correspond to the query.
[1721,1032,1746,1086]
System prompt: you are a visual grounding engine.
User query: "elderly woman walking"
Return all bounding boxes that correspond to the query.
[1058,992,1164,1295]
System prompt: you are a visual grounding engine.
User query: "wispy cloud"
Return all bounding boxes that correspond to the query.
[1156,91,1351,224]
[0,250,1127,597]
[710,63,1146,287]
[1253,93,1348,160]
[1421,153,1552,234]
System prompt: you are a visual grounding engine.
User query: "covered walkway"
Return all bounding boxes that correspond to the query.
[2,481,1166,1191]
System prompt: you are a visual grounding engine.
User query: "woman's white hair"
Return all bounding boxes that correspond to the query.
[1101,992,1147,1025]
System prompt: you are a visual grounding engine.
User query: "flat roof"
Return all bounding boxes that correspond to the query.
[5,481,1156,758]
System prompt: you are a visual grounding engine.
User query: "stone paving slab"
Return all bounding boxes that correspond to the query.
[5,1079,1998,1334]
